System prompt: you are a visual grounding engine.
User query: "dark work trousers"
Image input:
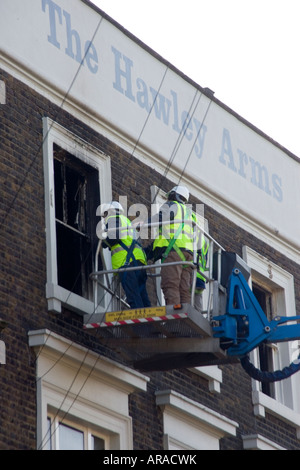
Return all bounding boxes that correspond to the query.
[119,261,151,309]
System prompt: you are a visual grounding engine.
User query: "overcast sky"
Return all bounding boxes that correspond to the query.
[91,0,300,158]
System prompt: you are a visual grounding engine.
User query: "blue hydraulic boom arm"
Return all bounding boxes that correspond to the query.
[213,268,300,358]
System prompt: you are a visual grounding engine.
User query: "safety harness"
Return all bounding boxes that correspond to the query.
[161,204,192,264]
[118,238,139,267]
[106,215,146,270]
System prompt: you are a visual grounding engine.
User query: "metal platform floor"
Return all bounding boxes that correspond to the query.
[83,304,236,372]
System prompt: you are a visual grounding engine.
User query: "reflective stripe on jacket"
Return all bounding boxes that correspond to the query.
[192,212,209,284]
[196,236,209,282]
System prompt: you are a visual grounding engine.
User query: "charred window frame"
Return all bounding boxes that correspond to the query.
[53,144,100,300]
[43,117,112,315]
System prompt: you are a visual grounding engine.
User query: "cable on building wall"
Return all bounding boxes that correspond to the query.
[177,98,212,185]
[150,87,202,204]
[0,13,105,233]
[0,7,218,448]
[35,88,216,449]
[240,354,300,383]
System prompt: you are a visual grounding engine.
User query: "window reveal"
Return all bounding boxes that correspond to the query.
[252,284,275,398]
[53,144,100,300]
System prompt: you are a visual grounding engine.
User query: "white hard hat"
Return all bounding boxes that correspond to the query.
[110,201,124,212]
[169,185,189,203]
[99,201,124,216]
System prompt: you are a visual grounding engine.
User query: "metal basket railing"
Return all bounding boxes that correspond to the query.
[90,217,225,319]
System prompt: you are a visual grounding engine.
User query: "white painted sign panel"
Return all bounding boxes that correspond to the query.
[0,0,299,250]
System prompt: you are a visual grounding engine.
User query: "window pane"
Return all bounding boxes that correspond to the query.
[56,222,86,295]
[53,145,101,300]
[59,423,84,450]
[92,435,105,450]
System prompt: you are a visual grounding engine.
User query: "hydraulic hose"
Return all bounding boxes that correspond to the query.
[240,354,300,383]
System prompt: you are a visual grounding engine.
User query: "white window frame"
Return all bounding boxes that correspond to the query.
[43,117,112,315]
[28,329,149,450]
[46,413,107,450]
[243,245,300,437]
[156,389,238,450]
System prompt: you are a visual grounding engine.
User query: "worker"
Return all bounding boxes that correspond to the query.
[192,211,209,312]
[99,201,151,309]
[147,185,194,306]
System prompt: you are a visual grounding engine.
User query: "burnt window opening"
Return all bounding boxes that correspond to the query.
[252,284,275,398]
[53,144,100,300]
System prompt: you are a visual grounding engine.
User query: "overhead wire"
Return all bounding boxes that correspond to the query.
[150,88,202,204]
[31,17,174,448]
[36,84,214,449]
[25,13,106,366]
[0,15,104,233]
[0,6,214,448]
[0,11,109,414]
[177,98,212,185]
[38,87,214,446]
[0,12,123,448]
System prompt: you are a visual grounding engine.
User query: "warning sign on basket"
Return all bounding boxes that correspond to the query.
[105,306,166,322]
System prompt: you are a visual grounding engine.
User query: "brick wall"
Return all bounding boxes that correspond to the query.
[0,69,300,449]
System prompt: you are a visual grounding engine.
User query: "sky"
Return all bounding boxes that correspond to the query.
[90,0,300,158]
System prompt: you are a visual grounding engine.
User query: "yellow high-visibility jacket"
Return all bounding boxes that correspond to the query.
[105,214,147,270]
[153,201,194,259]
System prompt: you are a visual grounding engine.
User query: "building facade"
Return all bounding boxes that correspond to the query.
[0,0,300,450]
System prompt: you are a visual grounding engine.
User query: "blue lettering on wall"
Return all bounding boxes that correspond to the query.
[219,128,283,202]
[136,78,151,112]
[111,46,135,101]
[149,87,172,125]
[42,0,98,74]
[111,46,207,160]
[219,128,237,172]
[40,2,284,203]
